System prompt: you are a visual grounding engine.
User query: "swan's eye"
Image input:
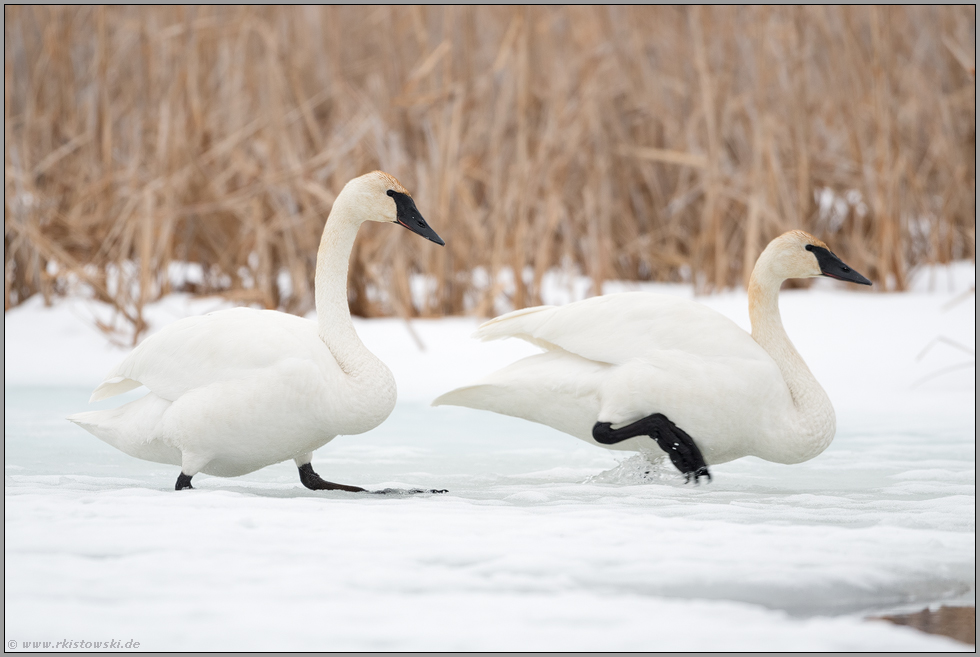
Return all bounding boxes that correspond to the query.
[805,244,814,252]
[842,266,850,272]
[386,190,395,197]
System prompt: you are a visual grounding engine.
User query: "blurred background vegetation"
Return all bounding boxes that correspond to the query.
[4,6,976,336]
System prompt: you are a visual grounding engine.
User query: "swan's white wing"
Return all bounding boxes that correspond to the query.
[475,292,767,364]
[91,308,339,402]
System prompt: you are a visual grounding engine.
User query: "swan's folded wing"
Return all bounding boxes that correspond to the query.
[90,309,334,402]
[473,292,767,365]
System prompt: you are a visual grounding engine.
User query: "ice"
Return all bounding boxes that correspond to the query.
[4,265,975,650]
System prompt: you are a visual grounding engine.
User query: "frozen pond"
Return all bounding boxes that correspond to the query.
[5,386,974,651]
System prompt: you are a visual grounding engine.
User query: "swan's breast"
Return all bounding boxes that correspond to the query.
[333,357,397,435]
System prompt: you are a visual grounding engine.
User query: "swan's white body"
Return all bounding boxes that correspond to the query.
[69,309,395,477]
[69,171,432,480]
[434,231,859,467]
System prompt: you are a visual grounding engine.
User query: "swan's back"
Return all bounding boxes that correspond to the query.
[92,308,341,402]
[475,292,769,364]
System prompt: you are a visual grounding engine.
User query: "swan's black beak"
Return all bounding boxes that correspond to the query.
[808,245,872,286]
[388,190,445,246]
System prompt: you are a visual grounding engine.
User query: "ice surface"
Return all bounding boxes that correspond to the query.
[4,264,976,650]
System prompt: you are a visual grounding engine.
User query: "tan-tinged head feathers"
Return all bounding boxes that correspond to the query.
[368,170,411,196]
[782,229,828,250]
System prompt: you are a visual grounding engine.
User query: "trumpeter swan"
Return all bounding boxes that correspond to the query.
[69,171,444,492]
[433,231,871,482]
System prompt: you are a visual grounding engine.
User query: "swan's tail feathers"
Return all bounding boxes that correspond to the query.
[67,394,181,466]
[432,383,569,432]
[67,409,107,431]
[431,351,605,442]
[432,381,595,443]
[90,376,143,402]
[473,305,558,349]
[432,385,503,411]
[67,407,134,453]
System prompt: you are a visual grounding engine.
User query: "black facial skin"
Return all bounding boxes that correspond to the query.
[806,244,872,285]
[387,190,445,246]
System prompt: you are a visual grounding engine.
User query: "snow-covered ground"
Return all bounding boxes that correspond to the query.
[4,264,976,650]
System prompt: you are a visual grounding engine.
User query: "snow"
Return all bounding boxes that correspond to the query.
[4,263,976,651]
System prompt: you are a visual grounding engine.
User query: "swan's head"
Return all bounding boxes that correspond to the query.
[341,171,445,245]
[760,230,871,285]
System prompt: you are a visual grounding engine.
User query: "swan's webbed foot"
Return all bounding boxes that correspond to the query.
[175,472,194,490]
[593,414,712,484]
[684,466,712,485]
[298,463,366,493]
[370,487,449,495]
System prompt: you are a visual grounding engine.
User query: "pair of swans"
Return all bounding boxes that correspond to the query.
[69,171,871,491]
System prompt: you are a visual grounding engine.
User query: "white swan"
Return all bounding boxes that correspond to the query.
[433,231,871,482]
[69,171,444,491]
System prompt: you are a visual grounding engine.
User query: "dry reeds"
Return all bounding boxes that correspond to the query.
[4,6,976,339]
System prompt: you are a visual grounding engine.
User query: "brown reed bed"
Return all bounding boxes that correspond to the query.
[4,6,975,340]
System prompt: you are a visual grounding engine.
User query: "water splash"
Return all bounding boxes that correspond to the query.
[585,453,681,485]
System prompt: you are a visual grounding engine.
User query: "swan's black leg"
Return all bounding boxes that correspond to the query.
[175,472,194,490]
[298,463,367,493]
[593,413,711,484]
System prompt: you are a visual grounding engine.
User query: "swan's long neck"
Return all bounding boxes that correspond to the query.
[747,262,835,461]
[314,197,377,376]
